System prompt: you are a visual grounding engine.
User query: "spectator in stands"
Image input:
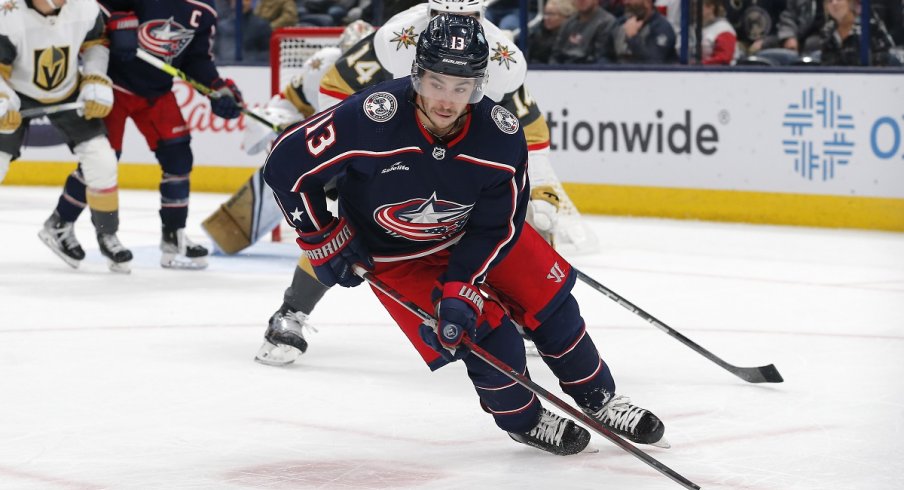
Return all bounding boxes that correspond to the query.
[550,0,618,63]
[820,0,897,65]
[725,0,785,56]
[216,0,272,61]
[690,0,737,64]
[529,0,578,63]
[613,0,678,63]
[255,0,298,30]
[485,0,523,31]
[775,0,827,56]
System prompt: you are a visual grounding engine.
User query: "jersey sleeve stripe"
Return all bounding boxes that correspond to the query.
[319,87,350,102]
[291,147,424,192]
[300,192,326,230]
[453,154,516,174]
[470,178,519,283]
[527,141,550,152]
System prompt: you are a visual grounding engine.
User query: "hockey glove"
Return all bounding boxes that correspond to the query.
[209,78,244,120]
[418,281,483,360]
[106,12,139,62]
[77,74,114,120]
[296,217,373,288]
[0,94,22,134]
[527,185,560,245]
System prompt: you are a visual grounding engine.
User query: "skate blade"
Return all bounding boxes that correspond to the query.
[161,254,208,270]
[648,436,671,449]
[38,230,81,269]
[254,341,302,366]
[107,260,132,274]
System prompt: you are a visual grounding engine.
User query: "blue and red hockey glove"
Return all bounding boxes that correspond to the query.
[419,281,484,361]
[209,78,244,119]
[106,12,139,62]
[296,217,372,288]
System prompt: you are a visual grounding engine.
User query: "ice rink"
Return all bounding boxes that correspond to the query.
[1,186,902,490]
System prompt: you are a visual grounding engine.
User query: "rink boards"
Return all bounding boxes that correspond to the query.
[5,66,903,231]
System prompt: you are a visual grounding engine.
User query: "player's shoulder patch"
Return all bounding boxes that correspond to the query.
[491,105,519,135]
[362,91,397,123]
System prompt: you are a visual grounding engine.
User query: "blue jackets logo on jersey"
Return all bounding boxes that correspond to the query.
[491,106,519,134]
[363,92,397,122]
[373,192,473,241]
[139,18,195,62]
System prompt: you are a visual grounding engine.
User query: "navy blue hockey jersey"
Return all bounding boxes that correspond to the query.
[99,0,221,99]
[264,77,530,286]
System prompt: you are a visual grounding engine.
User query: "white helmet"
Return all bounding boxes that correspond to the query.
[427,0,484,19]
[338,20,375,53]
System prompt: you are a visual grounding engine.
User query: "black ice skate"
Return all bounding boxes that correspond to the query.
[98,233,133,274]
[38,213,85,268]
[160,228,209,270]
[254,306,314,366]
[508,408,592,456]
[584,395,669,448]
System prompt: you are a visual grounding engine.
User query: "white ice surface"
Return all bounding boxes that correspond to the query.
[1,186,902,490]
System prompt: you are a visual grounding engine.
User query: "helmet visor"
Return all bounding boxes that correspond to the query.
[412,67,486,104]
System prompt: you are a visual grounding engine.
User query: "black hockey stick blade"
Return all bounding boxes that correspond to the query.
[354,266,700,490]
[735,363,784,383]
[575,269,784,384]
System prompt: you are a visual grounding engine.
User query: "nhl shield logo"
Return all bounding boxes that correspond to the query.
[363,92,397,123]
[432,146,446,160]
[491,106,519,134]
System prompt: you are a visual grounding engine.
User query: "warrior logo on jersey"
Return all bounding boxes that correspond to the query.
[491,106,519,134]
[374,193,473,241]
[490,42,517,69]
[139,18,195,62]
[389,26,418,51]
[363,92,397,122]
[33,46,69,91]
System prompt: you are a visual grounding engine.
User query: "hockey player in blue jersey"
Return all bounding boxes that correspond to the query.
[264,13,668,455]
[46,0,244,270]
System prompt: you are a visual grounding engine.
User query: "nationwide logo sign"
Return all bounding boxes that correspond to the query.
[781,87,855,181]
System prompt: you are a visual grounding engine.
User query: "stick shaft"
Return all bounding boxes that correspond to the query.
[20,102,84,118]
[575,269,782,383]
[135,50,282,133]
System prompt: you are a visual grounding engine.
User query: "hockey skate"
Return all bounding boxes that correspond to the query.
[254,306,315,366]
[584,394,669,448]
[98,233,133,274]
[38,213,85,269]
[508,408,592,456]
[160,228,209,270]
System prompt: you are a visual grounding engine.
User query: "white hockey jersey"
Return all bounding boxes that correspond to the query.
[320,3,527,109]
[0,0,105,103]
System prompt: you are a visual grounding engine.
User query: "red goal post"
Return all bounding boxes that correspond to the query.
[269,27,345,97]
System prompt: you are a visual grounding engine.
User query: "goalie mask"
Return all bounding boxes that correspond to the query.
[411,13,489,105]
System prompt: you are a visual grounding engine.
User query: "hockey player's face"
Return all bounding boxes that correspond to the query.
[417,72,475,131]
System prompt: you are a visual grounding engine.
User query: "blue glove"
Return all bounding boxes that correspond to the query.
[418,281,483,360]
[106,12,139,62]
[296,217,372,288]
[209,78,244,119]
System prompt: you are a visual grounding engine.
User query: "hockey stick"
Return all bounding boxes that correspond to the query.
[574,269,783,384]
[353,266,700,490]
[134,49,282,133]
[20,102,84,118]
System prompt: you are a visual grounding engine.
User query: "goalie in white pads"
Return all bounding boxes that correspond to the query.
[202,20,375,256]
[0,0,132,272]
